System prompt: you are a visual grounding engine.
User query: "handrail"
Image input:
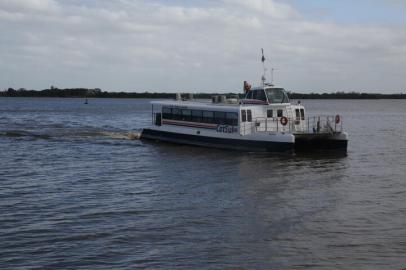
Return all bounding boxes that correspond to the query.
[155,111,343,136]
[240,115,343,135]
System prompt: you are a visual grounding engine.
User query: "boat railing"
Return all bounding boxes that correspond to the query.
[301,115,343,134]
[240,115,343,135]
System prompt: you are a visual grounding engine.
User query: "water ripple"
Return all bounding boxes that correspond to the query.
[1,98,406,269]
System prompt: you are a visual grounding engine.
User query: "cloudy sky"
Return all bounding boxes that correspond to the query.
[1,0,406,93]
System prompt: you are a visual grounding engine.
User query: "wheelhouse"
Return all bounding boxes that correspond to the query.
[243,87,290,104]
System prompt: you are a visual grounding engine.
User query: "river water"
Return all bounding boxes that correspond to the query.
[1,97,405,269]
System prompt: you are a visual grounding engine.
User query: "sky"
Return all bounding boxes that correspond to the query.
[1,0,406,93]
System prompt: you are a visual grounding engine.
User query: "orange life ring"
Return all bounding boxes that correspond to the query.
[335,114,340,124]
[280,116,288,126]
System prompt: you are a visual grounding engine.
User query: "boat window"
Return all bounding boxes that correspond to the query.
[172,108,181,120]
[265,88,290,104]
[300,108,305,120]
[181,109,192,121]
[214,111,226,124]
[162,107,171,114]
[202,111,214,123]
[162,107,172,119]
[256,90,267,101]
[277,109,283,117]
[241,110,247,122]
[226,112,238,126]
[155,113,162,126]
[295,109,300,120]
[252,90,258,99]
[267,109,273,118]
[191,110,202,122]
[162,108,240,125]
[247,110,252,122]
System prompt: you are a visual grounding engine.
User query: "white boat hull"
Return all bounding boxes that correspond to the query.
[141,126,295,152]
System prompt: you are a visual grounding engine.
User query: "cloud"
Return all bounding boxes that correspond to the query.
[228,0,299,19]
[0,0,405,92]
[0,0,58,13]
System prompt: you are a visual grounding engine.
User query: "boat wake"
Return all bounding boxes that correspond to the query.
[0,127,142,142]
[100,131,142,140]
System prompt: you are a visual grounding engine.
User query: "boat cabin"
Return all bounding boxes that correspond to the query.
[150,86,312,136]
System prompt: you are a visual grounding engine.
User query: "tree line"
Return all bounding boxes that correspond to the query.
[1,87,406,99]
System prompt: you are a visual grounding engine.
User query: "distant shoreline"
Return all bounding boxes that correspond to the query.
[1,88,406,99]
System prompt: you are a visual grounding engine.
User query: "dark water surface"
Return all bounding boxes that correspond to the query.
[1,97,405,269]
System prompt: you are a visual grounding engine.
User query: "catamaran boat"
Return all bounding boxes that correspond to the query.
[140,84,348,152]
[141,52,348,152]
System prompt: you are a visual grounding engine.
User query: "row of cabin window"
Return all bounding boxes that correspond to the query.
[162,107,239,126]
[266,109,284,118]
[241,110,252,122]
[265,109,305,120]
[241,109,287,122]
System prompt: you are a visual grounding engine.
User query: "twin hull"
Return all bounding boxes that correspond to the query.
[141,126,348,152]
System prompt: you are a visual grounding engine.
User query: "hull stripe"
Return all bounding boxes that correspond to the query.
[162,119,218,130]
[141,128,294,152]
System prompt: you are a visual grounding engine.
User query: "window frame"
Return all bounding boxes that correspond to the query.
[162,107,172,119]
[295,109,300,120]
[214,111,226,124]
[247,110,252,122]
[181,109,192,121]
[191,110,203,122]
[256,90,267,101]
[267,109,273,118]
[241,110,247,122]
[300,108,305,120]
[172,108,182,120]
[226,112,238,126]
[202,111,214,123]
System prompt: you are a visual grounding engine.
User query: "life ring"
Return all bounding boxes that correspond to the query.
[280,116,288,126]
[335,114,340,124]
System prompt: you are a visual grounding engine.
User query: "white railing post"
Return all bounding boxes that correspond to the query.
[265,118,267,132]
[276,117,279,132]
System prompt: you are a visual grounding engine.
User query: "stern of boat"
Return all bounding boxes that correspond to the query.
[294,131,348,151]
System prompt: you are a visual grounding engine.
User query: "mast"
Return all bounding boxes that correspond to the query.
[261,48,266,86]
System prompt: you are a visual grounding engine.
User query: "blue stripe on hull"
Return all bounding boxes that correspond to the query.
[141,129,294,152]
